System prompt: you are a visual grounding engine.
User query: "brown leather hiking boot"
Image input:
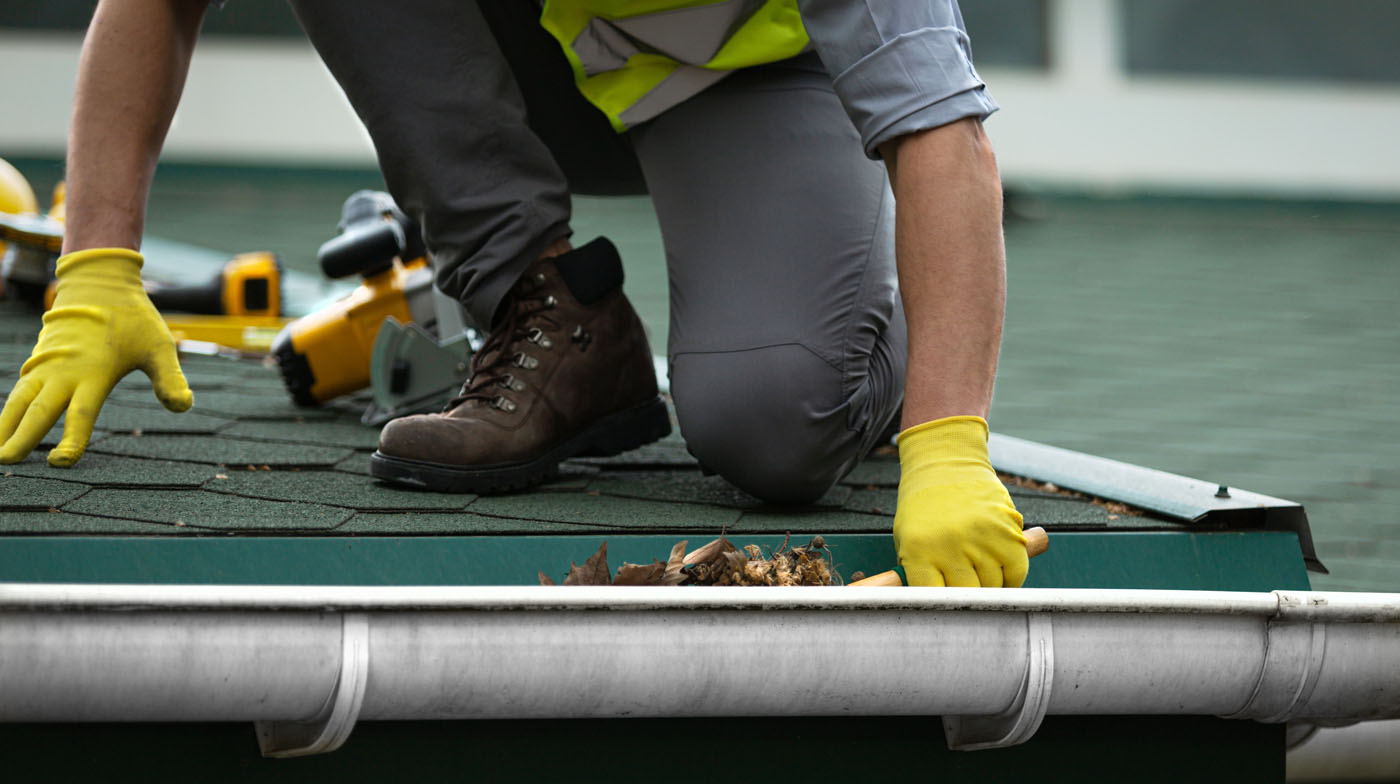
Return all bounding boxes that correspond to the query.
[370,238,670,492]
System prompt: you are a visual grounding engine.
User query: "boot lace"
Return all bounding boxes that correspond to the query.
[444,272,558,411]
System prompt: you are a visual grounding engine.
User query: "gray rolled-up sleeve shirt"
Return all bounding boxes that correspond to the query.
[796,0,999,158]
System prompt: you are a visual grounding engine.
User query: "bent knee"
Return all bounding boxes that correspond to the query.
[671,345,860,504]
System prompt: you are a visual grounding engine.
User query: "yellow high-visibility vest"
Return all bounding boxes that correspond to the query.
[540,0,810,131]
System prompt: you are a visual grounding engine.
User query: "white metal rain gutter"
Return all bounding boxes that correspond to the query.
[1,584,1397,758]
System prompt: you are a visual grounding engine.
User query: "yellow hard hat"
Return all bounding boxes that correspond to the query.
[49,181,66,222]
[0,158,40,216]
[0,159,41,287]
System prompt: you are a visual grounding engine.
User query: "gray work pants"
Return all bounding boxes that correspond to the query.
[288,1,994,503]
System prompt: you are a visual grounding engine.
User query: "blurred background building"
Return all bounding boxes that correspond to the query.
[3,0,1399,198]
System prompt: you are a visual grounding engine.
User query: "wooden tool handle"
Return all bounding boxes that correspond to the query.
[1025,526,1049,557]
[849,526,1048,587]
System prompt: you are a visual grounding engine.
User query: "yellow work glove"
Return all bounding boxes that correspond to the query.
[893,415,1028,587]
[0,248,192,466]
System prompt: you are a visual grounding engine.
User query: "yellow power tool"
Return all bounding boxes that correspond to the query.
[144,251,282,318]
[272,190,476,420]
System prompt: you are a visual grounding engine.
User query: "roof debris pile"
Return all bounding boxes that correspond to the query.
[540,535,837,587]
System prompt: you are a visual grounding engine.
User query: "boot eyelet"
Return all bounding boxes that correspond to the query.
[492,396,517,412]
[526,328,553,349]
[571,325,592,352]
[533,272,546,286]
[512,351,539,370]
[499,374,526,392]
[543,295,557,309]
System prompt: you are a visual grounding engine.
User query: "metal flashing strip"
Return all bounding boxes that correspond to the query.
[989,433,1327,573]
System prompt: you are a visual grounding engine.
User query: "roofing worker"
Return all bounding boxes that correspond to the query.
[0,0,1029,588]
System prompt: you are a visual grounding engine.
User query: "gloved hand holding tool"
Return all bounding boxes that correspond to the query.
[0,248,192,467]
[890,415,1032,587]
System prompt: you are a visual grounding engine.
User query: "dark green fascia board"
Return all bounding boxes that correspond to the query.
[0,716,1282,783]
[0,531,1310,592]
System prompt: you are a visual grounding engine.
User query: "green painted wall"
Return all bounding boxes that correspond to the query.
[0,531,1310,590]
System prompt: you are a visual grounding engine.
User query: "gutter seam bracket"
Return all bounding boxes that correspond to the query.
[256,612,369,758]
[1222,616,1328,724]
[943,612,1054,751]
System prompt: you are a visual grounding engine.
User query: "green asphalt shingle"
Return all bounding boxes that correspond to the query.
[63,488,351,530]
[0,343,37,364]
[1004,484,1079,500]
[105,387,340,421]
[733,508,890,534]
[534,464,599,491]
[2,453,220,488]
[844,488,897,516]
[466,492,742,531]
[584,470,852,509]
[87,434,352,467]
[112,369,230,392]
[86,405,234,435]
[206,470,474,510]
[570,433,698,469]
[0,475,90,510]
[839,457,901,488]
[220,420,383,450]
[333,512,605,535]
[0,510,197,535]
[38,429,110,449]
[333,451,373,476]
[1006,496,1116,527]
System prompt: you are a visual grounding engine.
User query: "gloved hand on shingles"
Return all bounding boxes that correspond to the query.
[0,248,192,467]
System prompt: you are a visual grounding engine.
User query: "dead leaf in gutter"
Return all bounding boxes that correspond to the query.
[543,535,838,587]
[562,541,611,586]
[682,536,731,567]
[660,540,688,586]
[613,560,665,585]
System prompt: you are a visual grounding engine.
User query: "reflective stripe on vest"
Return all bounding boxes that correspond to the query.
[540,0,809,130]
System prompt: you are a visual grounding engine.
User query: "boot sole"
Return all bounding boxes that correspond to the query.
[369,396,672,493]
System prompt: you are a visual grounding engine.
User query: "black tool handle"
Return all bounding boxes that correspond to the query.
[318,221,404,279]
[317,190,425,279]
[147,272,223,314]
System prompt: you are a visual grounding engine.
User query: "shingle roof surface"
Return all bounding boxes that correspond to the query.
[1,313,1148,537]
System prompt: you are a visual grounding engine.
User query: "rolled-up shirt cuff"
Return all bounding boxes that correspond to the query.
[830,25,999,159]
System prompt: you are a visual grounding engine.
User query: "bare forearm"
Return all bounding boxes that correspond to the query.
[880,118,1006,429]
[62,0,205,254]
